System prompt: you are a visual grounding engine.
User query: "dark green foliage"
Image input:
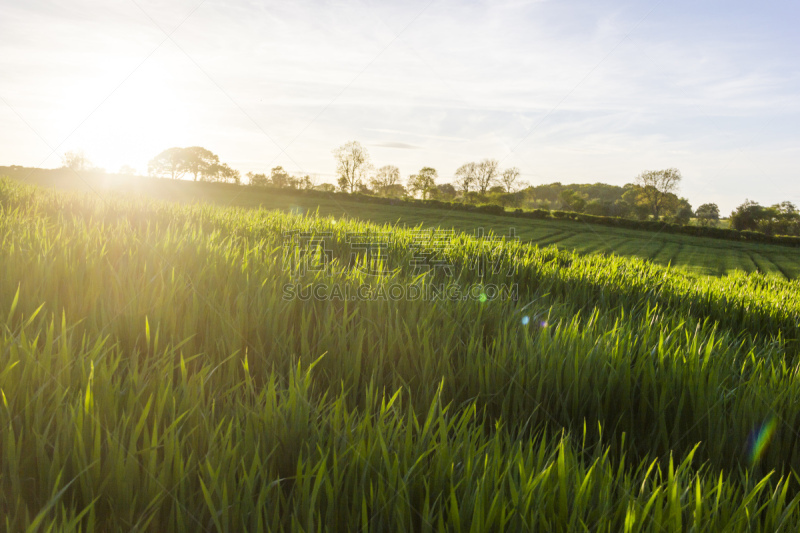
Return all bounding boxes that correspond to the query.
[730,200,800,236]
[695,203,720,226]
[524,182,627,204]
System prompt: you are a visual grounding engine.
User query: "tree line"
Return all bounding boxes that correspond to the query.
[326,141,797,234]
[148,147,241,183]
[331,141,524,200]
[729,201,799,236]
[140,143,799,237]
[327,141,695,223]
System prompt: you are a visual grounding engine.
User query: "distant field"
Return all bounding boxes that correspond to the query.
[6,166,800,279]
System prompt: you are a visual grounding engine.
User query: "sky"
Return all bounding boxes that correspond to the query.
[1,0,798,213]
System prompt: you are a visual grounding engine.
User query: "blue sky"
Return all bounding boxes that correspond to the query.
[1,0,798,212]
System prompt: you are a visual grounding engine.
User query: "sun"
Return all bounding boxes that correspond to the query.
[56,60,196,175]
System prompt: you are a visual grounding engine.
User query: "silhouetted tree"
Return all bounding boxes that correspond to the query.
[454,162,477,195]
[148,147,219,181]
[247,172,269,187]
[184,147,220,181]
[333,141,372,193]
[475,159,499,194]
[370,165,401,196]
[408,167,437,199]
[208,163,240,184]
[435,183,457,200]
[148,147,187,179]
[297,175,316,190]
[498,167,522,193]
[61,150,91,172]
[270,166,292,188]
[383,183,407,198]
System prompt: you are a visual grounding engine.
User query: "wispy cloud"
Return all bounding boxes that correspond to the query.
[371,141,422,150]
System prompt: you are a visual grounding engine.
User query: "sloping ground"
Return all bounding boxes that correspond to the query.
[5,166,800,279]
[2,179,800,530]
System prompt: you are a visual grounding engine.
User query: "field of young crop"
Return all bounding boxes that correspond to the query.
[2,178,800,531]
[8,167,800,280]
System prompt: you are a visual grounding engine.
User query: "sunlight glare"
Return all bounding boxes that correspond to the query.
[57,60,194,174]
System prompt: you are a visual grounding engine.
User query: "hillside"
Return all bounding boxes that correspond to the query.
[5,166,800,279]
[2,179,800,529]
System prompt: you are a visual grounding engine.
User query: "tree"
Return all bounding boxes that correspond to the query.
[184,147,220,181]
[453,163,477,195]
[297,175,315,190]
[383,183,407,198]
[496,192,524,208]
[771,202,800,235]
[474,159,499,194]
[247,172,270,187]
[148,146,222,181]
[633,168,682,220]
[435,183,457,200]
[670,199,693,225]
[315,183,337,193]
[621,186,652,220]
[729,200,764,231]
[333,141,372,193]
[407,167,438,199]
[208,163,240,184]
[695,203,720,226]
[61,150,91,172]
[369,165,401,196]
[777,201,798,215]
[148,147,187,180]
[270,166,292,188]
[731,200,800,236]
[118,165,136,176]
[559,189,587,213]
[498,167,522,193]
[584,198,606,216]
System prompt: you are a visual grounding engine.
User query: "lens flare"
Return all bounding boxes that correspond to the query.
[749,417,777,465]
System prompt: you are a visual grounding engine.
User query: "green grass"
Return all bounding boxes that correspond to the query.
[2,178,800,530]
[6,166,800,280]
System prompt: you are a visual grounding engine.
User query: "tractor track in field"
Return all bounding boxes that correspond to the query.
[526,228,566,245]
[763,253,793,280]
[667,243,685,270]
[533,231,574,248]
[746,251,773,277]
[646,240,668,262]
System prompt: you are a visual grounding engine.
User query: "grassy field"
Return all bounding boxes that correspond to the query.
[2,178,800,530]
[6,166,800,280]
